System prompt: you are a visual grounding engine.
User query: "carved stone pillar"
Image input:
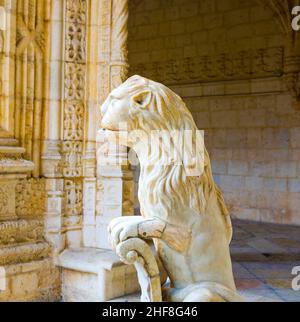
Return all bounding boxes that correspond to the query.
[60,0,88,247]
[58,0,139,302]
[96,0,134,249]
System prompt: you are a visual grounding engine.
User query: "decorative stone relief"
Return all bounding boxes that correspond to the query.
[62,0,87,167]
[130,47,284,85]
[0,183,11,216]
[15,179,46,219]
[64,63,86,101]
[61,141,83,178]
[0,242,51,266]
[63,103,84,141]
[0,180,17,221]
[66,0,87,24]
[64,179,83,221]
[0,220,44,246]
[65,25,86,62]
[61,0,87,241]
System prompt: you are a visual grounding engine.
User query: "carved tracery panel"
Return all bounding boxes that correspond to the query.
[61,0,88,242]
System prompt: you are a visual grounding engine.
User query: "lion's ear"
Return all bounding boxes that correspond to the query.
[132,91,152,109]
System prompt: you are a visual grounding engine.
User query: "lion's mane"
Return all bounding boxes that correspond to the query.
[122,76,232,239]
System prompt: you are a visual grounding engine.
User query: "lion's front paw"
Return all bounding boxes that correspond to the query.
[108,216,145,249]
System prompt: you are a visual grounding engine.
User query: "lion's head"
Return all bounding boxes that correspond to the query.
[101,75,197,131]
[101,75,204,173]
[101,76,231,236]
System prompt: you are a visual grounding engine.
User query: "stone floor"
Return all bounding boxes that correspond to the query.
[112,220,300,302]
[231,220,300,302]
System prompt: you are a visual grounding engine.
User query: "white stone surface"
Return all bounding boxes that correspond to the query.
[102,75,243,302]
[59,248,140,302]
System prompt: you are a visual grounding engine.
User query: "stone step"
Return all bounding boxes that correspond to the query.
[0,242,52,266]
[0,219,45,246]
[58,247,140,302]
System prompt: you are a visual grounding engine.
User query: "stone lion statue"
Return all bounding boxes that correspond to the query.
[100,75,243,302]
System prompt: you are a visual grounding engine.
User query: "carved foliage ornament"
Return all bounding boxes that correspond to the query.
[62,0,87,181]
[130,47,284,85]
[0,185,9,215]
[64,179,83,222]
[15,179,46,218]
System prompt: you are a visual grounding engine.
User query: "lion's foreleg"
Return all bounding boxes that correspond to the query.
[138,219,191,253]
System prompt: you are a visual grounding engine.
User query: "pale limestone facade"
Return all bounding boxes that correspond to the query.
[128,0,300,226]
[0,0,299,301]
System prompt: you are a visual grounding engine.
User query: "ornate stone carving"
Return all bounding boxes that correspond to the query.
[0,184,10,215]
[15,179,46,219]
[0,242,51,266]
[61,141,83,177]
[66,0,87,24]
[64,179,83,218]
[65,24,86,63]
[0,220,44,246]
[104,76,243,302]
[63,103,84,141]
[61,0,87,240]
[0,153,34,173]
[64,63,86,101]
[62,0,87,158]
[0,180,16,221]
[130,47,284,85]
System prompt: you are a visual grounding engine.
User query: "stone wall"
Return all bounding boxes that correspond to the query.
[0,0,61,301]
[128,0,283,82]
[128,0,300,225]
[177,85,300,226]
